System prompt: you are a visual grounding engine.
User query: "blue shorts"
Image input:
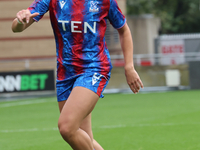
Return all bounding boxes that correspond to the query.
[56,72,110,102]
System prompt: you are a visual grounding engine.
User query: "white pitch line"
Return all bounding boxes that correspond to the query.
[99,124,127,129]
[1,127,58,133]
[1,122,200,133]
[99,122,200,129]
[0,99,54,108]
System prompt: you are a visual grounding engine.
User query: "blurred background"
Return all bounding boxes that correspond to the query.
[0,0,200,99]
[1,1,200,150]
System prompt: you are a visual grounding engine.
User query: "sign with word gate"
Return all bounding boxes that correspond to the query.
[0,70,55,93]
[159,39,185,65]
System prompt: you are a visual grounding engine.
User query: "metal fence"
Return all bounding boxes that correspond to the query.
[111,52,200,66]
[0,52,200,71]
[1,52,199,99]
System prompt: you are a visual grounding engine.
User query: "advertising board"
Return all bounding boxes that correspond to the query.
[0,70,55,93]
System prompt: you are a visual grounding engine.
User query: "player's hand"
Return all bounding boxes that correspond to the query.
[125,66,143,94]
[16,9,39,24]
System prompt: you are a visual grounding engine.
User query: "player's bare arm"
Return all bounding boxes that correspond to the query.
[118,23,144,94]
[12,9,39,33]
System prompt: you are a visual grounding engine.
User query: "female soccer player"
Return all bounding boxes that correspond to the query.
[12,0,143,149]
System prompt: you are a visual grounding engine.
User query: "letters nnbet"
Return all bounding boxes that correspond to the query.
[0,70,55,93]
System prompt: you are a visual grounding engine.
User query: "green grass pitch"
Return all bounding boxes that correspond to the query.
[0,90,200,150]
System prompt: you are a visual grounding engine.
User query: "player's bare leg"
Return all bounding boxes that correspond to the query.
[58,86,99,150]
[80,114,104,150]
[58,100,103,150]
[93,140,104,150]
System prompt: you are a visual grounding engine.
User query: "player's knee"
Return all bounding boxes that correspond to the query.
[58,120,75,141]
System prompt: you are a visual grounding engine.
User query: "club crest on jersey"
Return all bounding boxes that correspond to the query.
[89,1,99,12]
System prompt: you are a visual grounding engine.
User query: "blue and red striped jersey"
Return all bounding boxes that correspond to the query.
[28,0,126,81]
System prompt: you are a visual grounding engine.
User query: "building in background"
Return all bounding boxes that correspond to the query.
[2,0,199,96]
[0,0,161,60]
[107,0,161,57]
